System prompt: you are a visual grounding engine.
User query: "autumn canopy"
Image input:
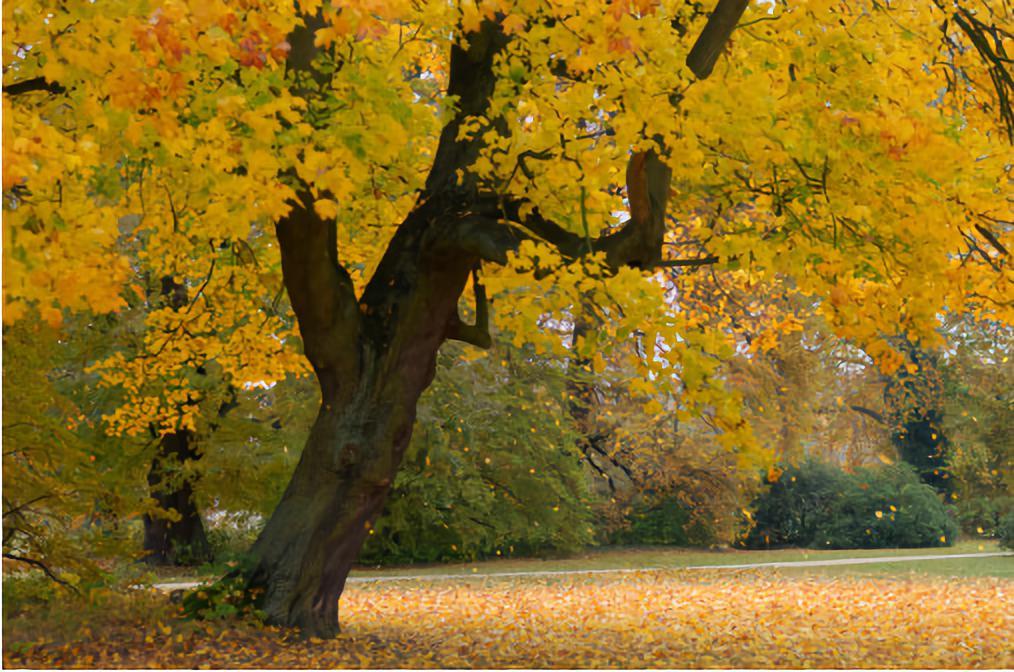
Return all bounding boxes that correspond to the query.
[3,0,1010,636]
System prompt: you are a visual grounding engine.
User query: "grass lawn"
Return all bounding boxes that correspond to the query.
[347,539,1007,577]
[145,539,1009,585]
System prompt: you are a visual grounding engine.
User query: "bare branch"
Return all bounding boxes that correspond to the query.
[2,553,79,592]
[849,404,887,425]
[974,222,1010,257]
[654,255,721,268]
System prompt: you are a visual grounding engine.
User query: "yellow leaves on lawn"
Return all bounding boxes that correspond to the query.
[5,573,1012,668]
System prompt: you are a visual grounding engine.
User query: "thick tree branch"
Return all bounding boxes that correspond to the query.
[274,13,362,400]
[449,0,751,269]
[361,19,511,327]
[489,147,673,271]
[424,20,511,196]
[686,0,751,80]
[275,192,361,401]
[3,77,66,97]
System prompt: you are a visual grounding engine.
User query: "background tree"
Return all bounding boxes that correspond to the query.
[2,317,149,586]
[941,318,1013,536]
[884,346,952,494]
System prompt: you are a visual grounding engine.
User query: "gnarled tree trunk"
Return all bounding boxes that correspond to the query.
[244,206,478,635]
[239,1,746,637]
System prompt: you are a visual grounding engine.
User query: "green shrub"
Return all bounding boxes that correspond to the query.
[999,510,1014,550]
[358,346,596,565]
[743,460,849,548]
[813,465,957,549]
[955,495,1013,537]
[745,461,957,550]
[613,498,692,546]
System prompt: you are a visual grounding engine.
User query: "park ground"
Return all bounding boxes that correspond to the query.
[3,542,1012,668]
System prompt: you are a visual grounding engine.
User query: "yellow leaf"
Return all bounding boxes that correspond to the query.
[501,14,527,34]
[314,199,339,219]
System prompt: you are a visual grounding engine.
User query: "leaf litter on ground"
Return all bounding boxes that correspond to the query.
[4,569,1011,668]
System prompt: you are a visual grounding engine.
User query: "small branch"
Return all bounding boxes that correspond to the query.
[2,553,79,592]
[849,404,887,425]
[974,223,1009,257]
[654,255,721,268]
[3,494,53,519]
[580,444,617,493]
[587,433,637,484]
[446,269,492,349]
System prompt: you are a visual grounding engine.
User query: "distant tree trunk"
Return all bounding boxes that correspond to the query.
[884,344,952,494]
[143,429,211,565]
[143,275,212,566]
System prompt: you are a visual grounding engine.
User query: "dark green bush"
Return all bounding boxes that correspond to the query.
[999,510,1014,550]
[745,461,956,550]
[357,346,595,565]
[743,460,849,548]
[813,465,957,549]
[955,495,1013,538]
[613,498,692,546]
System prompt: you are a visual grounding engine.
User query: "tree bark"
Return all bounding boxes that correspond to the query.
[143,429,212,565]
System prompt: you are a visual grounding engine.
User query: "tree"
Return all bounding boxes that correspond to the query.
[2,318,150,586]
[941,317,1013,535]
[5,0,1010,635]
[884,346,952,493]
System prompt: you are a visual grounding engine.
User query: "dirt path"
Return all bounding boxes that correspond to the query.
[151,551,1012,591]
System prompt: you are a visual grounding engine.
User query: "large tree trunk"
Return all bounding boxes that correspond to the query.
[244,397,413,636]
[242,223,476,636]
[143,430,212,565]
[234,18,506,637]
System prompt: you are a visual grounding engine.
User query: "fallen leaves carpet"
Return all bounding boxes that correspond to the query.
[5,570,1012,668]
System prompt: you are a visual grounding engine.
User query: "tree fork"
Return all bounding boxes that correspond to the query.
[223,19,509,638]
